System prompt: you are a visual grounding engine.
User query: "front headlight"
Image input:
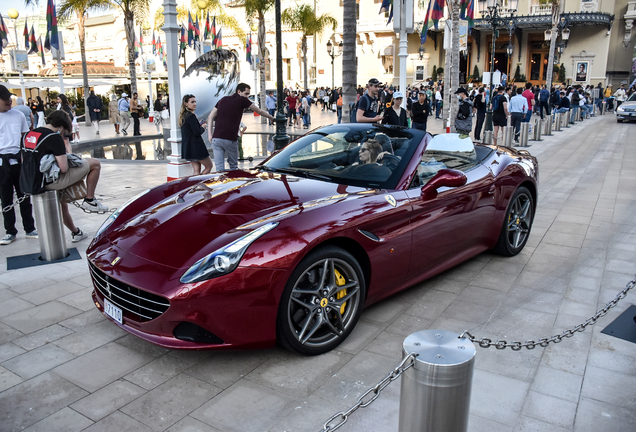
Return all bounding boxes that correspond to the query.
[180,222,279,283]
[96,189,150,237]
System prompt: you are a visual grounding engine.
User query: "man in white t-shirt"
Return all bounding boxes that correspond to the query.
[0,85,37,245]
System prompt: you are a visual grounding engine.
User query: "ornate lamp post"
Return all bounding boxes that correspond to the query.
[273,0,290,150]
[418,45,425,61]
[478,0,518,136]
[326,39,342,90]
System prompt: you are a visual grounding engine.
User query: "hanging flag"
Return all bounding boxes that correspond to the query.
[28,25,38,54]
[187,12,194,47]
[38,36,45,65]
[46,0,60,51]
[431,0,446,29]
[156,35,162,55]
[204,12,211,40]
[134,35,140,59]
[152,31,156,54]
[194,15,200,41]
[44,31,50,51]
[0,15,9,54]
[421,0,433,43]
[24,21,29,49]
[179,25,187,57]
[211,16,217,46]
[379,0,393,25]
[215,28,222,49]
[459,0,475,28]
[246,33,252,65]
[139,26,144,54]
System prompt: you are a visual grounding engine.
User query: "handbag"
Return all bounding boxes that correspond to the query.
[61,180,88,203]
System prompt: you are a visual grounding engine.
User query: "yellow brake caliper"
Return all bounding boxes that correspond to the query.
[334,269,347,315]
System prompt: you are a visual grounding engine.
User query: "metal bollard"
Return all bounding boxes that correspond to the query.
[601,101,606,115]
[502,126,513,147]
[563,111,570,128]
[399,330,476,432]
[546,115,553,135]
[32,191,67,261]
[554,113,561,131]
[532,118,542,141]
[482,130,493,145]
[519,122,530,147]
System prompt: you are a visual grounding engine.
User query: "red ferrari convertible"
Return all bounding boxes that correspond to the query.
[88,124,538,355]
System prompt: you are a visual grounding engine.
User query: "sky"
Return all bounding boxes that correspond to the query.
[0,0,42,19]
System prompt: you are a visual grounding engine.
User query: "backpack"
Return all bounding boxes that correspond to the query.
[20,131,55,196]
[492,94,500,112]
[457,101,470,120]
[349,101,359,123]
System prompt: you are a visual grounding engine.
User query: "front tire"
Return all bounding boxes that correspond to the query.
[493,186,534,256]
[277,246,365,355]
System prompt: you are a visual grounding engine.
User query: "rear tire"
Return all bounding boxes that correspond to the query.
[493,186,534,256]
[277,246,365,355]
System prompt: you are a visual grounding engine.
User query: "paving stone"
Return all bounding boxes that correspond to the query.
[125,353,195,390]
[359,298,409,325]
[3,344,75,379]
[0,321,24,344]
[441,299,500,325]
[81,410,153,432]
[53,341,154,392]
[469,415,513,432]
[19,281,87,306]
[121,373,221,431]
[52,319,127,356]
[0,365,23,392]
[0,342,26,363]
[246,349,353,398]
[0,297,35,319]
[574,397,636,432]
[385,314,433,337]
[0,372,88,431]
[23,407,93,432]
[334,321,383,355]
[474,345,543,383]
[184,350,270,390]
[164,416,221,432]
[191,379,294,432]
[581,365,636,409]
[521,390,577,429]
[57,289,97,311]
[470,270,517,292]
[364,330,407,360]
[2,301,82,334]
[12,324,75,351]
[404,298,449,319]
[469,369,530,426]
[530,366,583,403]
[58,309,105,331]
[71,379,147,421]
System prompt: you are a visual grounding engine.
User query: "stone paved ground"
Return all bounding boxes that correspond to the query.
[1,113,635,432]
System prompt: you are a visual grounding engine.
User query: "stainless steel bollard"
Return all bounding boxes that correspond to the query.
[563,111,570,128]
[32,191,67,261]
[483,130,493,145]
[601,101,606,115]
[398,330,476,432]
[554,113,561,131]
[519,122,530,147]
[532,118,541,141]
[502,126,513,147]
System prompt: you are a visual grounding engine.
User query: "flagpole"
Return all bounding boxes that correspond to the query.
[8,13,26,100]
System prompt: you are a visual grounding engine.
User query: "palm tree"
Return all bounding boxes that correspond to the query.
[109,0,151,96]
[341,0,357,123]
[281,4,337,90]
[58,0,111,126]
[449,0,460,132]
[240,0,275,123]
[544,0,560,90]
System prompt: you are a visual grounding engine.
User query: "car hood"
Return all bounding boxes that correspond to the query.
[106,171,365,268]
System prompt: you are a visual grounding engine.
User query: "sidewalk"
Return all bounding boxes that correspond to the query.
[0,113,635,432]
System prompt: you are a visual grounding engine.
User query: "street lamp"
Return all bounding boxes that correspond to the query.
[418,45,425,60]
[326,39,342,90]
[273,0,290,150]
[478,0,518,139]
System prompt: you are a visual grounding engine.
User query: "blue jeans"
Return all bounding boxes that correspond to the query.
[511,112,524,141]
[435,101,442,118]
[412,122,427,132]
[570,106,579,122]
[523,111,532,123]
[303,112,310,126]
[337,107,342,123]
[554,107,569,114]
[268,108,276,124]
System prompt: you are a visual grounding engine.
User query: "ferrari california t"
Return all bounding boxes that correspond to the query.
[88,124,538,355]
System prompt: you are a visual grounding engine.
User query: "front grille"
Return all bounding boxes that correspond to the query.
[90,262,170,322]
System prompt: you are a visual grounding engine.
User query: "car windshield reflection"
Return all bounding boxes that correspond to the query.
[260,124,425,189]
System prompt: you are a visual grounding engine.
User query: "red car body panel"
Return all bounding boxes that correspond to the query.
[87,129,538,350]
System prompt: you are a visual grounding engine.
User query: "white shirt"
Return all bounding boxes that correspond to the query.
[435,91,442,101]
[0,109,29,166]
[238,121,246,137]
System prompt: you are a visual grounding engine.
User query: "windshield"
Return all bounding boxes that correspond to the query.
[261,124,425,189]
[628,93,636,102]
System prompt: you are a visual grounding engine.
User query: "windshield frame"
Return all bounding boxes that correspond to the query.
[260,124,425,190]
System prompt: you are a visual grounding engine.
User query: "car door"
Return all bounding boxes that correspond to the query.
[404,144,496,280]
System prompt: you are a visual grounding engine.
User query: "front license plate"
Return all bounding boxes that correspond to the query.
[104,298,123,324]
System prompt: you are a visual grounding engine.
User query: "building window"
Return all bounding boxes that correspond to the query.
[416,65,424,81]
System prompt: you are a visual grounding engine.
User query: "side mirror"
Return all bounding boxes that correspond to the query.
[421,169,467,199]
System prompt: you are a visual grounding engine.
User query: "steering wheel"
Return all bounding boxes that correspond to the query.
[379,154,401,170]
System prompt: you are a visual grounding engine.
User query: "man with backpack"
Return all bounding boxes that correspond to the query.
[353,78,384,123]
[538,85,550,119]
[0,85,37,245]
[454,87,473,137]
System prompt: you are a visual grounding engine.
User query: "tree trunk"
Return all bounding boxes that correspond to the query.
[258,12,267,124]
[124,11,138,95]
[341,0,356,123]
[545,0,560,90]
[449,0,460,133]
[302,35,308,90]
[78,13,90,126]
